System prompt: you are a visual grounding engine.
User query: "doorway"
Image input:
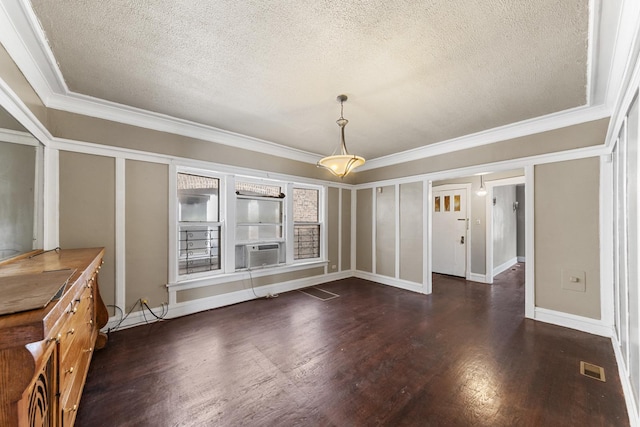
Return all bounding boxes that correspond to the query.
[431,184,470,278]
[485,176,526,283]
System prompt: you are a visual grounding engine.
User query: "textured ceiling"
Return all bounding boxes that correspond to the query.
[29,0,589,160]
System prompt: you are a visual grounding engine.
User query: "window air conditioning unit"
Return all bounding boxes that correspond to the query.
[246,244,280,268]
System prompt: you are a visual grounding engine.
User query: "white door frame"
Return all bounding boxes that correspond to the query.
[485,176,526,283]
[431,183,472,280]
[484,172,534,319]
[426,168,534,320]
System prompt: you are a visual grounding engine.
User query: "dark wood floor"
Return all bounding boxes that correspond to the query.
[76,265,628,426]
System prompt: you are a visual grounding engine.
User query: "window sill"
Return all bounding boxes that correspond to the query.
[167,259,328,291]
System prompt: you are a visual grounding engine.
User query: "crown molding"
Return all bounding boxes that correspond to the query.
[0,0,66,100]
[0,0,623,173]
[46,91,322,164]
[357,104,611,172]
[604,0,640,147]
[0,63,52,144]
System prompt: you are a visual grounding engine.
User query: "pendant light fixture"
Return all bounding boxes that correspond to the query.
[476,175,488,196]
[317,94,365,178]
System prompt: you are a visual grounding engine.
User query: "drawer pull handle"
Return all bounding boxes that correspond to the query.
[87,320,94,326]
[47,333,62,344]
[65,367,75,374]
[84,347,93,353]
[67,328,75,335]
[68,306,78,314]
[65,405,77,413]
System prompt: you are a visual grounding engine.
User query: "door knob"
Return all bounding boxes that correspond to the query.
[460,236,465,244]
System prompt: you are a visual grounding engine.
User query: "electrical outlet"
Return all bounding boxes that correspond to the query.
[561,269,586,292]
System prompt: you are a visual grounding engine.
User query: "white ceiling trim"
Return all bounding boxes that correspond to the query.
[46,91,322,164]
[603,0,640,147]
[357,104,610,171]
[353,144,609,190]
[0,62,52,145]
[586,0,597,106]
[0,0,66,99]
[0,0,624,172]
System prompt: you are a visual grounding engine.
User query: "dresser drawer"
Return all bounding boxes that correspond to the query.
[59,338,93,427]
[58,290,93,362]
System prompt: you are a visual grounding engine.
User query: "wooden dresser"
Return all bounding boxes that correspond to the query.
[0,248,108,426]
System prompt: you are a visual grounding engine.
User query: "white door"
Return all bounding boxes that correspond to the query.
[432,188,467,277]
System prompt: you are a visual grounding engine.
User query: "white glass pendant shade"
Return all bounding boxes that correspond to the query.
[317,154,366,178]
[317,94,365,178]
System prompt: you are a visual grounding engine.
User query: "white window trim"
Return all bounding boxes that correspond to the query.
[291,183,326,264]
[172,167,227,282]
[169,166,327,286]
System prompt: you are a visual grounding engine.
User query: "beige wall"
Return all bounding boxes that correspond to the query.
[47,109,340,182]
[0,43,611,326]
[399,182,423,283]
[341,189,351,271]
[327,187,340,272]
[354,118,608,184]
[0,141,36,258]
[434,169,524,275]
[492,185,517,269]
[356,189,373,272]
[0,44,48,126]
[535,157,601,319]
[125,160,169,307]
[177,267,325,302]
[376,185,396,277]
[59,152,116,311]
[0,107,27,131]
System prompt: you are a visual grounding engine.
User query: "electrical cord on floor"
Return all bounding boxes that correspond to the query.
[106,304,124,338]
[142,301,168,320]
[246,267,278,299]
[107,299,142,333]
[106,299,168,333]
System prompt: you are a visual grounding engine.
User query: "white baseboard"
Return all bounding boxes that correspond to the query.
[469,273,489,283]
[534,307,614,337]
[104,270,353,331]
[354,270,426,294]
[493,257,518,277]
[612,334,638,427]
[517,256,526,263]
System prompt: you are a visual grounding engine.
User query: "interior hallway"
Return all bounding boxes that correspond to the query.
[76,266,628,426]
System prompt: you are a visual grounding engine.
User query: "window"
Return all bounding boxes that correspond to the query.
[293,187,320,260]
[173,169,324,281]
[235,180,285,268]
[177,173,221,276]
[235,181,284,242]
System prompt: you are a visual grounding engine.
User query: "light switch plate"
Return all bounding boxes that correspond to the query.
[561,269,586,292]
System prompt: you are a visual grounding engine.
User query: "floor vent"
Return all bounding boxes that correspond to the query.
[580,361,606,382]
[298,287,339,301]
